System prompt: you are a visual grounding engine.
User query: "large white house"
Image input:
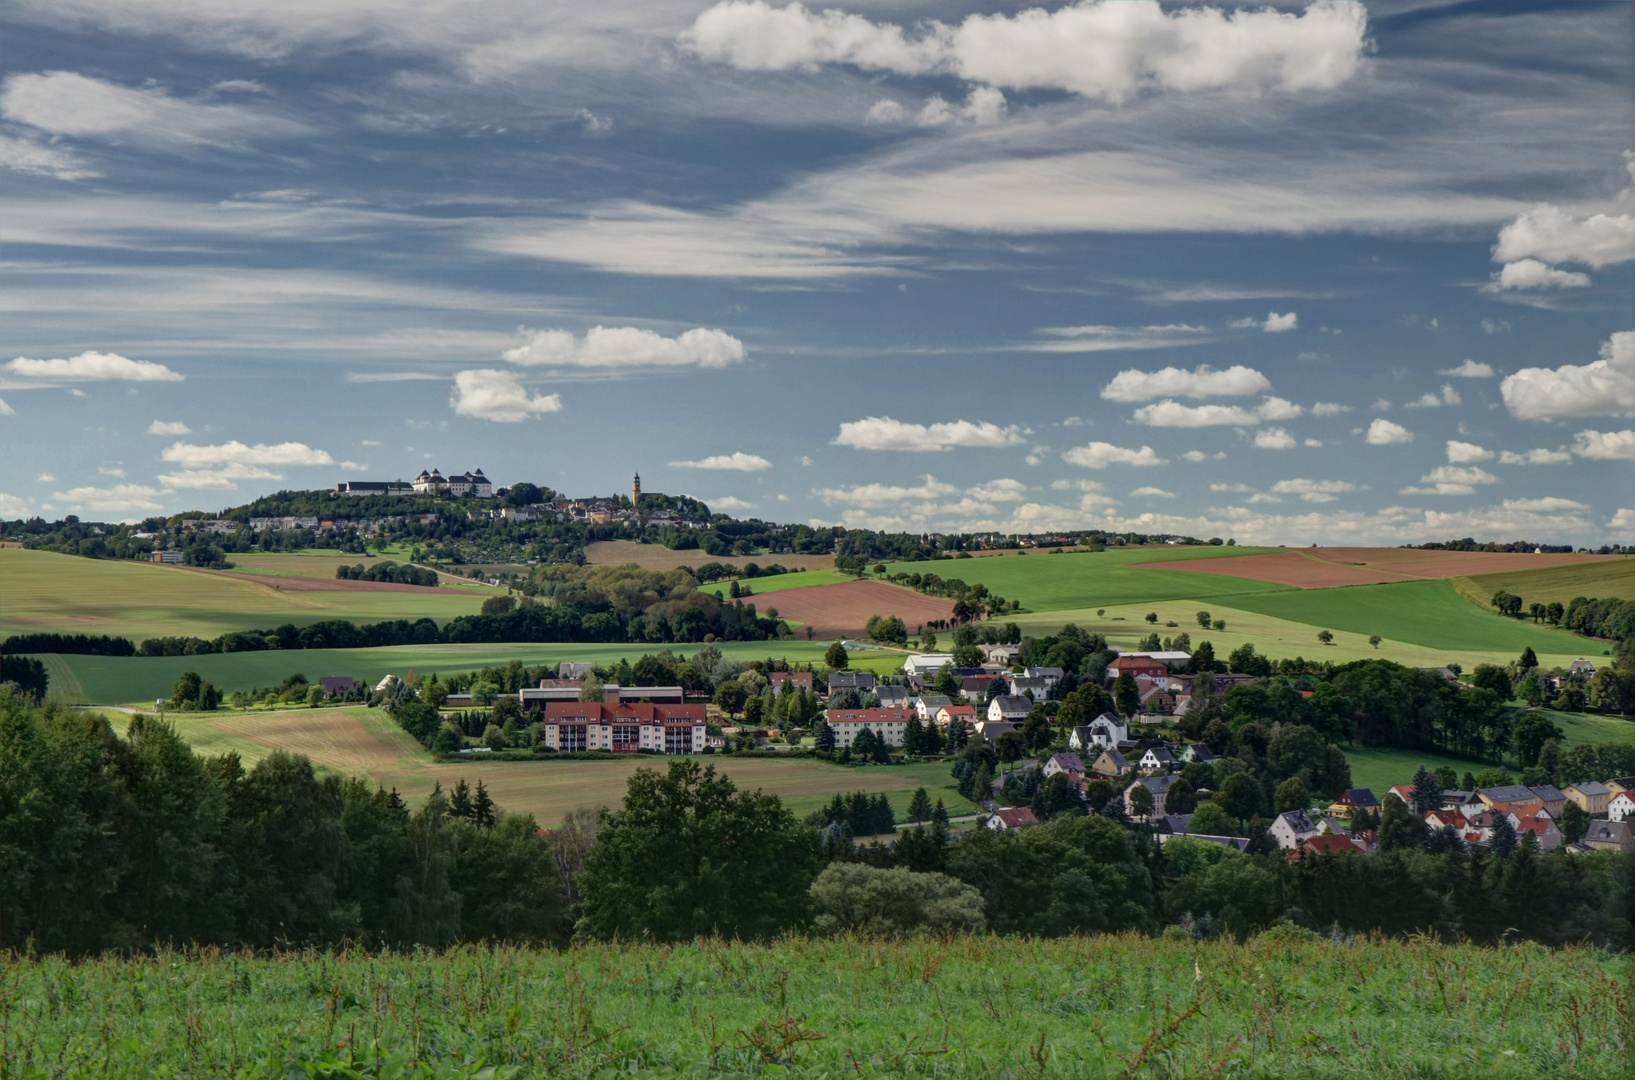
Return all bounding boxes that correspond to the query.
[901,653,957,679]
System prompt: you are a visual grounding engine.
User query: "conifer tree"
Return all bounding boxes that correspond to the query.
[472,780,496,828]
[450,778,474,818]
[1489,813,1518,858]
[1410,764,1442,815]
[907,787,934,824]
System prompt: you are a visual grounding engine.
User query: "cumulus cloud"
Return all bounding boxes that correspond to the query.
[148,419,192,436]
[1440,360,1494,378]
[6,351,182,383]
[668,452,772,471]
[0,492,34,517]
[449,370,563,422]
[50,483,165,513]
[682,0,1370,102]
[1400,465,1497,496]
[1253,428,1296,449]
[1366,418,1412,445]
[813,475,957,506]
[1484,258,1591,292]
[1062,441,1166,468]
[1181,450,1209,462]
[915,87,1007,127]
[157,463,283,490]
[1446,440,1493,463]
[1130,486,1174,498]
[160,440,333,467]
[1610,509,1635,532]
[708,495,757,510]
[967,478,1028,502]
[1270,478,1356,503]
[1100,363,1269,402]
[1132,396,1303,427]
[1501,332,1635,421]
[1492,202,1635,270]
[1052,478,1107,492]
[1311,402,1350,416]
[503,326,746,369]
[1572,428,1635,460]
[833,416,1025,451]
[1406,385,1461,408]
[1263,311,1298,332]
[1501,497,1587,513]
[1498,447,1571,465]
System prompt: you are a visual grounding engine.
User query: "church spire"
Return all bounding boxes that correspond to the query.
[633,472,641,510]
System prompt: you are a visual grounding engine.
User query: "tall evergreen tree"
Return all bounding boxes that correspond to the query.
[906,787,934,824]
[1488,813,1518,858]
[1409,764,1442,815]
[471,780,496,828]
[903,715,924,755]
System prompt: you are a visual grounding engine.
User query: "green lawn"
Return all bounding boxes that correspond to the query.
[1459,558,1635,608]
[700,568,854,597]
[40,639,872,704]
[0,547,495,641]
[1220,578,1600,657]
[883,546,1293,613]
[1536,707,1635,751]
[1342,746,1505,796]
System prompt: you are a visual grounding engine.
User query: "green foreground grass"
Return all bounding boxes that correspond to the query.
[36,640,902,704]
[5,936,1625,1079]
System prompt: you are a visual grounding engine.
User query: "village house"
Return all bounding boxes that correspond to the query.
[1139,746,1175,773]
[1526,784,1567,820]
[1564,781,1612,815]
[915,694,953,722]
[1508,808,1562,852]
[827,671,878,696]
[767,671,814,695]
[1178,742,1217,765]
[959,675,998,702]
[1092,749,1133,779]
[1292,833,1363,858]
[936,704,978,730]
[825,708,912,748]
[1476,784,1541,810]
[875,685,913,708]
[974,719,1018,742]
[1043,752,1086,783]
[987,694,1033,723]
[1106,655,1169,683]
[1023,665,1065,688]
[980,643,1021,666]
[1007,675,1052,701]
[1069,712,1128,753]
[1580,819,1633,854]
[1270,808,1321,850]
[539,702,707,754]
[987,807,1039,831]
[1123,775,1180,819]
[1605,791,1635,823]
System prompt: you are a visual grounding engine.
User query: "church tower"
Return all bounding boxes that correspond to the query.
[632,472,641,511]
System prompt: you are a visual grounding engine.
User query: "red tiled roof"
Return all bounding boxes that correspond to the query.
[991,807,1039,829]
[827,708,913,723]
[543,702,705,723]
[1296,834,1361,856]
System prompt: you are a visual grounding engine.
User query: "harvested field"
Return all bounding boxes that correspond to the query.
[737,579,955,637]
[190,567,443,594]
[1134,546,1607,588]
[585,540,837,572]
[207,708,426,775]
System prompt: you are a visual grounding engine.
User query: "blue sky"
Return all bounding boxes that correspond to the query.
[2,0,1632,543]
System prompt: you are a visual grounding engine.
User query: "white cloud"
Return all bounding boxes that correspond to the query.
[1062,441,1166,469]
[1572,428,1635,460]
[147,419,192,436]
[1440,359,1494,378]
[916,88,1006,127]
[1130,486,1174,498]
[0,397,14,416]
[157,463,282,490]
[1271,478,1356,503]
[799,456,813,467]
[967,478,1028,502]
[50,483,166,513]
[709,495,757,510]
[1480,320,1510,336]
[1132,396,1303,427]
[576,108,613,134]
[1311,402,1350,416]
[1492,203,1635,269]
[1446,440,1493,463]
[668,452,772,471]
[1399,465,1497,496]
[1253,428,1296,450]
[833,416,1024,451]
[1484,258,1592,292]
[1366,418,1412,445]
[682,0,1370,101]
[1303,438,1323,448]
[98,466,124,477]
[450,369,563,422]
[1501,497,1587,513]
[1501,331,1635,420]
[1052,479,1106,492]
[1,492,34,517]
[864,98,906,124]
[36,472,55,482]
[1247,492,1281,504]
[1026,324,1210,353]
[0,133,99,180]
[1262,311,1298,333]
[1,71,306,147]
[1406,384,1461,408]
[5,351,182,383]
[1372,398,1392,412]
[1497,447,1571,465]
[1100,363,1269,402]
[1609,509,1635,532]
[813,475,957,507]
[160,440,333,467]
[1181,450,1209,462]
[503,326,746,369]
[1210,483,1252,493]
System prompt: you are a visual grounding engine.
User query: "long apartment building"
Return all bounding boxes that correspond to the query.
[540,701,707,754]
[824,708,914,748]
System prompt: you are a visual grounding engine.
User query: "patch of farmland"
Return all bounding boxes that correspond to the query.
[733,579,956,637]
[1459,558,1635,608]
[585,540,837,572]
[1138,546,1610,589]
[700,568,853,597]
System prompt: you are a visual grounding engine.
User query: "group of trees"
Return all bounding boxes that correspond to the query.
[2,632,136,656]
[335,561,440,587]
[1491,590,1635,643]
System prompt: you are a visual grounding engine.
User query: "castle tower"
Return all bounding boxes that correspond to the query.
[632,472,641,510]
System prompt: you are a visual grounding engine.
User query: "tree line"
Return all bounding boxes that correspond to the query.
[335,562,440,587]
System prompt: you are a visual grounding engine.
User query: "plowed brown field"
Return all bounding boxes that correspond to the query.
[742,579,955,637]
[1134,547,1606,589]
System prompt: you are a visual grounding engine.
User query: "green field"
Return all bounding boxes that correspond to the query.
[885,546,1292,612]
[700,568,853,596]
[1460,557,1635,607]
[7,936,1623,1079]
[1222,579,1606,658]
[0,547,498,641]
[35,639,895,704]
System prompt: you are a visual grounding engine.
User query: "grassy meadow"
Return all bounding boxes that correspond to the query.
[699,567,855,596]
[5,935,1625,1079]
[0,547,498,641]
[122,705,979,824]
